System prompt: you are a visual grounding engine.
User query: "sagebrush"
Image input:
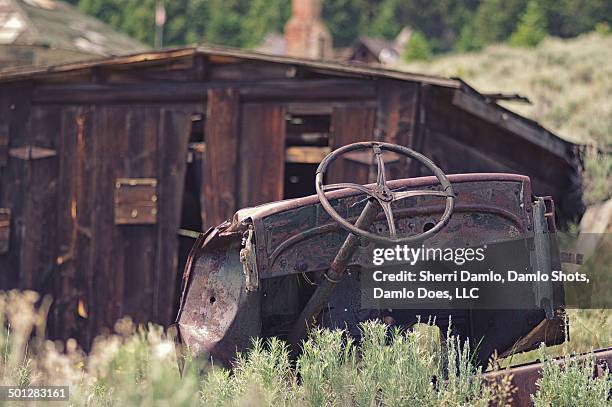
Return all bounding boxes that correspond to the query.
[0,291,609,406]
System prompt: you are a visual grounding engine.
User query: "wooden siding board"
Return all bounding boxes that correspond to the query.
[0,84,32,290]
[155,109,191,324]
[93,107,127,334]
[239,103,286,207]
[202,88,239,228]
[119,108,158,326]
[32,80,376,105]
[53,106,93,342]
[452,90,569,161]
[208,62,296,81]
[425,126,565,199]
[426,87,569,190]
[50,105,191,344]
[19,106,61,292]
[375,80,419,180]
[328,105,376,184]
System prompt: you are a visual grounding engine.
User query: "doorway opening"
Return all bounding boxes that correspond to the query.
[175,113,205,310]
[284,112,331,199]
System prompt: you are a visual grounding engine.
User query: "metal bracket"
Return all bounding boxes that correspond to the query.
[9,146,57,161]
[239,225,259,291]
[530,198,555,319]
[114,178,158,225]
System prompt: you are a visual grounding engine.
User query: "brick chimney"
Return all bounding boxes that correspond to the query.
[284,0,332,59]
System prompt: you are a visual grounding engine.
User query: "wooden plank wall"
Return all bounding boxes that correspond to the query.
[328,105,376,184]
[155,110,192,323]
[202,88,239,228]
[238,103,287,208]
[375,80,420,180]
[423,87,569,197]
[17,105,193,343]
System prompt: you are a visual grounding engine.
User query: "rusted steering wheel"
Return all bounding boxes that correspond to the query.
[316,141,455,244]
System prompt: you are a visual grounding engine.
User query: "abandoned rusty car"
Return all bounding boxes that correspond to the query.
[177,141,567,366]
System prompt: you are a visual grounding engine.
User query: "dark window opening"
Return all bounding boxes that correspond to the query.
[175,114,205,311]
[284,113,331,199]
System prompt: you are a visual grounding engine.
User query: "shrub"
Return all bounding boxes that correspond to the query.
[0,290,609,406]
[532,345,611,407]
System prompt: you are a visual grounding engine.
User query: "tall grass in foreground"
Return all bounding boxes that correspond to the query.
[532,345,611,407]
[0,291,609,406]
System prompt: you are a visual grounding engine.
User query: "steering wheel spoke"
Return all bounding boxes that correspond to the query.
[392,189,451,201]
[378,200,397,238]
[322,182,375,197]
[373,144,387,187]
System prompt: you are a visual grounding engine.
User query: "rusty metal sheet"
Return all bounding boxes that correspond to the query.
[484,347,612,406]
[239,174,534,279]
[114,178,158,225]
[176,229,261,364]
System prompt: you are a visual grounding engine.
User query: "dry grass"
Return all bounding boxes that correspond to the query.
[0,292,498,406]
[0,291,609,405]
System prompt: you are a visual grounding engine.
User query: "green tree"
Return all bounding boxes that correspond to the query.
[403,31,432,61]
[467,0,528,46]
[323,0,377,47]
[240,0,291,48]
[510,0,548,47]
[369,0,403,40]
[201,0,249,47]
[371,0,479,53]
[456,24,484,51]
[537,0,611,37]
[182,0,210,45]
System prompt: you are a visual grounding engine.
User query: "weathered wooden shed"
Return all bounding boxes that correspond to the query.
[0,46,583,344]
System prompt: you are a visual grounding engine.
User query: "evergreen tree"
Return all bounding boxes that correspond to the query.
[456,24,484,51]
[468,0,528,46]
[509,0,547,47]
[323,0,376,47]
[240,0,291,48]
[403,31,432,61]
[370,0,403,40]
